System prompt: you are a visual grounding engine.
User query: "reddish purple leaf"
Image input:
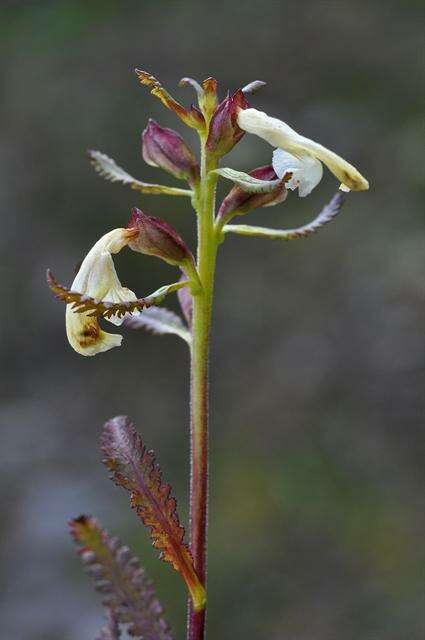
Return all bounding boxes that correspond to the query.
[70,515,172,640]
[101,416,206,612]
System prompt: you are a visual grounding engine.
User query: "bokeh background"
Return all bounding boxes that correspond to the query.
[1,1,424,638]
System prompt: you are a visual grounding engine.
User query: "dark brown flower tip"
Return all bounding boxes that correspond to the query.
[199,77,218,118]
[202,77,218,95]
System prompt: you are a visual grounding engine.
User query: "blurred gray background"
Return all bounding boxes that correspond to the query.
[1,1,424,638]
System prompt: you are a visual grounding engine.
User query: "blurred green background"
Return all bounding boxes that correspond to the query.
[1,1,424,638]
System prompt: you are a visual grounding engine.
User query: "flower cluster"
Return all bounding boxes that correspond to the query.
[49,70,368,357]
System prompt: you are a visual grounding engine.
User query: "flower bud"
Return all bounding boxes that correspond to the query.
[206,89,249,156]
[199,77,218,118]
[217,165,287,223]
[142,119,200,187]
[127,207,194,268]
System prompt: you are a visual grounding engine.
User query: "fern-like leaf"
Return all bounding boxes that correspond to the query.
[101,416,206,612]
[223,191,347,240]
[123,306,191,345]
[70,515,173,640]
[47,270,189,319]
[213,166,282,194]
[87,151,193,197]
[47,270,147,318]
[96,610,121,640]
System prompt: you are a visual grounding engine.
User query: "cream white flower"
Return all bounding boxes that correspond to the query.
[66,228,138,356]
[237,108,369,194]
[272,149,323,197]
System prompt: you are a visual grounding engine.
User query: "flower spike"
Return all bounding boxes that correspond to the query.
[135,69,205,130]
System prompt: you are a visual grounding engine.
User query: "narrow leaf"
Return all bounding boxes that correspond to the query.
[144,280,191,304]
[135,69,205,130]
[177,276,193,328]
[223,191,347,240]
[47,270,189,319]
[88,151,193,197]
[123,306,191,345]
[178,76,203,97]
[101,416,206,612]
[70,515,173,640]
[212,167,282,194]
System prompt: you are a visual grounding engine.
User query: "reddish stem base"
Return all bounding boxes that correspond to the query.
[187,607,206,640]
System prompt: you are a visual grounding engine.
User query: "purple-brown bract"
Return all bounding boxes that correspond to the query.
[142,119,200,187]
[206,89,249,156]
[218,164,288,222]
[127,207,194,267]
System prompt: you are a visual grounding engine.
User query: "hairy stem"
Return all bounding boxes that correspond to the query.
[187,142,218,640]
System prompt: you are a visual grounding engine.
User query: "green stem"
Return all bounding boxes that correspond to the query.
[187,142,218,640]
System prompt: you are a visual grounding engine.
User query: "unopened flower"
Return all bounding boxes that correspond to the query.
[127,208,194,268]
[66,228,137,356]
[142,119,200,187]
[179,76,218,120]
[199,77,218,119]
[206,90,249,156]
[237,108,369,194]
[218,165,287,222]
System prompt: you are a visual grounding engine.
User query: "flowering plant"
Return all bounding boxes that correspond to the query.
[49,69,368,639]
